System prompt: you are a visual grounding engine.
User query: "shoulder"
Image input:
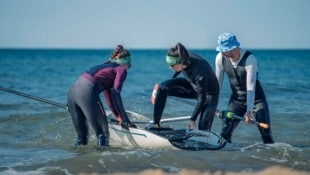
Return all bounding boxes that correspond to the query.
[115,65,128,74]
[242,49,257,65]
[189,54,213,69]
[215,52,223,65]
[189,53,203,63]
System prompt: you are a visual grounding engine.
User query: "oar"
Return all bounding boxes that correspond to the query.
[168,97,269,129]
[132,116,191,124]
[0,86,67,109]
[1,86,188,124]
[216,110,269,129]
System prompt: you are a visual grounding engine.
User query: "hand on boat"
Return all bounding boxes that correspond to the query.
[116,115,122,125]
[188,120,196,130]
[121,121,137,130]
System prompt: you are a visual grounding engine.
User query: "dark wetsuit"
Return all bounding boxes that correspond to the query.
[218,51,274,144]
[67,62,128,145]
[154,54,219,131]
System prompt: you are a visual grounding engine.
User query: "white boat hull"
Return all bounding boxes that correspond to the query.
[106,111,227,151]
[108,123,174,149]
[107,111,175,149]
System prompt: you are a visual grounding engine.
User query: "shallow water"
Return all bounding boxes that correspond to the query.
[0,49,309,174]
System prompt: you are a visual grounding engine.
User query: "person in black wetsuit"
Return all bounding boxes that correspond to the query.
[153,42,219,131]
[215,32,274,144]
[67,45,136,147]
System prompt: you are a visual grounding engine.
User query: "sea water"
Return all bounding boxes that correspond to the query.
[0,48,309,174]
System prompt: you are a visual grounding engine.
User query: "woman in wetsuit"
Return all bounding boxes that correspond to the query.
[215,33,274,144]
[67,45,135,147]
[153,42,219,131]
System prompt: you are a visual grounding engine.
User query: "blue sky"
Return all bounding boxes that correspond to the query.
[0,0,309,49]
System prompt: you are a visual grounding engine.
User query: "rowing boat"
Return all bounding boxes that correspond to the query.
[107,111,227,151]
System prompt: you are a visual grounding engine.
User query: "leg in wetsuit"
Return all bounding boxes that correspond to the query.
[153,77,218,131]
[67,76,109,146]
[221,98,274,144]
[197,95,218,131]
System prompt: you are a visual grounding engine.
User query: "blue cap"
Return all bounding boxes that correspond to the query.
[216,33,240,52]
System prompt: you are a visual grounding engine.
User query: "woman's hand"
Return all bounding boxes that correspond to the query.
[244,111,254,124]
[188,120,196,130]
[116,114,122,125]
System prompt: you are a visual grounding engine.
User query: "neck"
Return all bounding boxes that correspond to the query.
[230,48,240,62]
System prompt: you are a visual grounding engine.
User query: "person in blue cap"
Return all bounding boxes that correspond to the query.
[215,32,274,144]
[152,42,219,131]
[67,45,136,147]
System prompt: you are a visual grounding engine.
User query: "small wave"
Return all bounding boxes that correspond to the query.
[1,166,73,175]
[0,148,76,168]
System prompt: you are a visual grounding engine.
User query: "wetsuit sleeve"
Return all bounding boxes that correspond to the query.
[245,54,257,112]
[215,53,224,91]
[103,90,119,116]
[113,67,127,91]
[110,89,129,122]
[190,75,207,121]
[110,66,130,121]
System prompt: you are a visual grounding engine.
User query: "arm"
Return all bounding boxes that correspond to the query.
[215,53,225,92]
[101,67,127,119]
[112,67,128,120]
[110,88,128,121]
[244,54,258,122]
[103,90,120,119]
[111,67,136,128]
[190,75,207,121]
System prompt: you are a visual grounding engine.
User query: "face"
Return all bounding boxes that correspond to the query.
[222,47,239,59]
[222,50,233,58]
[170,63,184,72]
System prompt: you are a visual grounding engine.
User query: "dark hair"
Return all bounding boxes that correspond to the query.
[110,45,131,59]
[166,42,190,65]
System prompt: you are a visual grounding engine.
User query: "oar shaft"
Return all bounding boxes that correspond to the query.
[0,86,67,109]
[231,114,269,129]
[216,111,269,129]
[133,116,191,124]
[159,116,191,123]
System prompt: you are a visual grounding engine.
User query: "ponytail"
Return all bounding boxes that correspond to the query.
[166,42,190,65]
[110,45,132,67]
[111,45,124,59]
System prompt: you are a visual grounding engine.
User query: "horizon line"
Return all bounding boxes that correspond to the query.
[1,47,310,51]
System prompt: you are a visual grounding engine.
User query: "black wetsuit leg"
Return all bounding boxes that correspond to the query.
[221,98,274,144]
[221,100,244,143]
[153,78,196,125]
[198,95,219,131]
[254,100,274,144]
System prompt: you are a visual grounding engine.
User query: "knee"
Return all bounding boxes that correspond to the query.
[159,81,170,91]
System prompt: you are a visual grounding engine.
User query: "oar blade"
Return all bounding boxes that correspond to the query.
[258,122,269,129]
[169,130,227,151]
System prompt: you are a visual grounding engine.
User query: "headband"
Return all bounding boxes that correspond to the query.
[166,55,181,66]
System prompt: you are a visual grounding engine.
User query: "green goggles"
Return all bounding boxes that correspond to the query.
[114,56,132,68]
[166,55,181,66]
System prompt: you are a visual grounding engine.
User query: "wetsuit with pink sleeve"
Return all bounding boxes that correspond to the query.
[67,61,129,146]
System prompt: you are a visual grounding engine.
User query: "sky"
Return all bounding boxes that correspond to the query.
[0,0,309,49]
